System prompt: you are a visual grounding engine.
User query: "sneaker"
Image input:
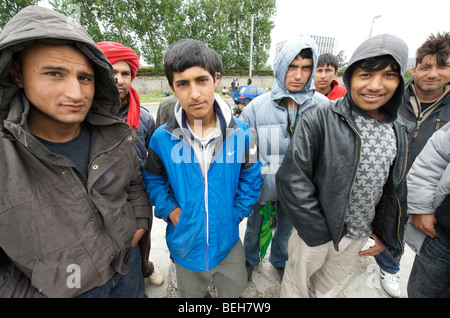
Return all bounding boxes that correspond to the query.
[379,268,401,297]
[147,266,164,285]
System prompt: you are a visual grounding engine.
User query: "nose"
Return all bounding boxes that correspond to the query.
[427,66,439,78]
[366,75,383,91]
[115,73,124,85]
[293,68,303,79]
[190,83,201,100]
[65,77,84,101]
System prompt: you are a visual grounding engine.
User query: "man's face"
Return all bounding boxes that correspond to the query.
[112,60,132,102]
[315,64,338,91]
[171,66,219,124]
[413,54,450,96]
[350,64,401,119]
[284,54,313,93]
[15,43,95,125]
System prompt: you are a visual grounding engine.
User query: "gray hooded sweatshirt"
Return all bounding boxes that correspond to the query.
[240,37,328,205]
[0,6,151,297]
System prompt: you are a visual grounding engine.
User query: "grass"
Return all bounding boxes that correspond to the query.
[139,91,232,103]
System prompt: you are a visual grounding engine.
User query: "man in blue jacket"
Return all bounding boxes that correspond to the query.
[240,38,328,281]
[142,39,262,298]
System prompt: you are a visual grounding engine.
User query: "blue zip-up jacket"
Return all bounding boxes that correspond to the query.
[142,95,262,271]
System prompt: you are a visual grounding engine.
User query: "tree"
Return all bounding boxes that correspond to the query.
[46,0,276,70]
[50,0,139,53]
[0,0,39,31]
[336,50,348,70]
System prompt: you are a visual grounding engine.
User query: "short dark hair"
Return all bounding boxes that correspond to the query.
[415,32,450,67]
[299,48,313,60]
[317,53,339,71]
[163,38,222,88]
[349,54,400,76]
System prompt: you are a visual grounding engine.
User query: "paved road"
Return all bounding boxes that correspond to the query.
[145,216,415,298]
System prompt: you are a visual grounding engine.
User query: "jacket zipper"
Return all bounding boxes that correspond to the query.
[203,143,210,270]
[166,126,242,271]
[394,129,409,258]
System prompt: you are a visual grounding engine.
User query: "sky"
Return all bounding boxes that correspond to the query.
[268,0,450,64]
[37,0,449,67]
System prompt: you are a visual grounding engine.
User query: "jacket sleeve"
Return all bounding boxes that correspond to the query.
[276,111,331,246]
[0,248,43,298]
[142,140,179,222]
[234,127,262,221]
[407,123,450,215]
[127,150,152,230]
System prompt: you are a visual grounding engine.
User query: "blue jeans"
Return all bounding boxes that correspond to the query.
[77,246,147,298]
[243,201,292,268]
[374,247,401,274]
[407,229,450,298]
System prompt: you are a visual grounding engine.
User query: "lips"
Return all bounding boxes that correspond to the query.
[189,102,204,109]
[361,93,385,102]
[62,104,85,111]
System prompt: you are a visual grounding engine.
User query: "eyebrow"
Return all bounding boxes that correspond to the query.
[41,66,95,78]
[174,75,210,84]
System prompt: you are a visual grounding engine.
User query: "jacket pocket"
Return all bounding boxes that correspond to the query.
[31,242,103,298]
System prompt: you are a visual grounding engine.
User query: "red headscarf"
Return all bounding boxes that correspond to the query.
[96,41,140,130]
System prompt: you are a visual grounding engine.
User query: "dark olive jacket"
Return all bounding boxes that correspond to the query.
[0,6,151,297]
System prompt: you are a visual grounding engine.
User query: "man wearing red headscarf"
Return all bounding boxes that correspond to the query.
[97,41,163,286]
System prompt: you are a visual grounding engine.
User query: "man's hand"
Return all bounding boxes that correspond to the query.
[411,214,437,238]
[169,207,181,227]
[359,233,386,256]
[131,228,145,247]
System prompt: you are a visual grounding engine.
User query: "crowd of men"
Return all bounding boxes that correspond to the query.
[0,6,448,298]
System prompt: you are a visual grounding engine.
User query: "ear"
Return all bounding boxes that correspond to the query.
[214,72,220,90]
[10,60,24,88]
[411,66,416,77]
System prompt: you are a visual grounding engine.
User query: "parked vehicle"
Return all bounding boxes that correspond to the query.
[232,85,268,104]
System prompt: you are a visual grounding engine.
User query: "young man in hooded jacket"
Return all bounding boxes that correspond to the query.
[276,34,412,298]
[0,6,151,298]
[240,38,328,281]
[142,39,261,298]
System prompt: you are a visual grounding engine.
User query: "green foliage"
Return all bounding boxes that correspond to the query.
[136,67,272,77]
[0,0,39,31]
[46,0,276,69]
[404,68,413,83]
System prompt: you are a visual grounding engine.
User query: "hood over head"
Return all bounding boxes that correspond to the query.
[343,34,409,120]
[96,41,141,130]
[0,5,120,133]
[271,37,319,105]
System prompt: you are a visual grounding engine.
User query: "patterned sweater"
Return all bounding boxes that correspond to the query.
[345,110,397,239]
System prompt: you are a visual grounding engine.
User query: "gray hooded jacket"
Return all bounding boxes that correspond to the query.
[0,6,151,297]
[276,34,413,257]
[240,38,328,205]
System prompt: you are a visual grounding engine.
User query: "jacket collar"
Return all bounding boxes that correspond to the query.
[333,96,415,134]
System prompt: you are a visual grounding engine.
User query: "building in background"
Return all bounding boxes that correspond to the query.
[276,34,338,56]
